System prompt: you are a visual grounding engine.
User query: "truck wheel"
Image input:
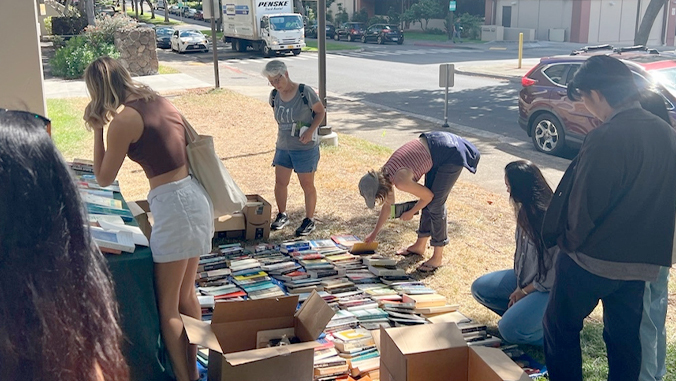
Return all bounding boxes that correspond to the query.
[292,49,301,56]
[230,39,237,51]
[262,43,272,58]
[236,40,247,52]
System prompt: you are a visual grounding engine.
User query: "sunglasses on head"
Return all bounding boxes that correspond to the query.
[0,109,52,136]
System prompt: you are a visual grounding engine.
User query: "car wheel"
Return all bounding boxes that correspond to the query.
[292,49,301,56]
[203,49,209,53]
[262,43,272,58]
[361,35,366,43]
[347,34,353,42]
[531,113,566,155]
[377,36,383,44]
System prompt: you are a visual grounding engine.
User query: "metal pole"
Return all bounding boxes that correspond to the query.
[210,0,220,88]
[518,32,523,69]
[443,80,449,128]
[318,0,327,127]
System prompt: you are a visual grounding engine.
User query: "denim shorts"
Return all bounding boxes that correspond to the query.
[273,146,320,173]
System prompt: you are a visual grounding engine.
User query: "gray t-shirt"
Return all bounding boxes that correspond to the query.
[269,84,321,150]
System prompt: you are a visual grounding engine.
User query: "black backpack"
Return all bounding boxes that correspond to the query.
[270,83,316,118]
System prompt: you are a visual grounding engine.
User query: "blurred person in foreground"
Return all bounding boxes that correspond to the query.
[263,60,325,237]
[636,90,675,381]
[358,131,479,272]
[0,109,129,381]
[471,160,558,346]
[541,55,676,381]
[84,57,213,381]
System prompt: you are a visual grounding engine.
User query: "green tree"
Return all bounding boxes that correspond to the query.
[634,0,667,46]
[351,7,368,23]
[417,0,444,31]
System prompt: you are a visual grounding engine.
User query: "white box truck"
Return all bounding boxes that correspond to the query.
[223,0,305,57]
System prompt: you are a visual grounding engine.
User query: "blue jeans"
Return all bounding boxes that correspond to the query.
[639,266,670,381]
[471,269,550,346]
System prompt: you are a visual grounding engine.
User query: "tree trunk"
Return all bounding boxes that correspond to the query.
[634,0,667,46]
[164,1,170,22]
[294,0,305,15]
[122,0,126,13]
[140,0,144,15]
[145,0,154,18]
[84,0,95,25]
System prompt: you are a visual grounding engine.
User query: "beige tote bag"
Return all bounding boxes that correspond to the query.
[181,115,247,217]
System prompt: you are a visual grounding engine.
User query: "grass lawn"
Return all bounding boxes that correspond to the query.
[158,64,180,74]
[48,90,676,381]
[200,30,223,41]
[303,40,361,51]
[126,10,180,25]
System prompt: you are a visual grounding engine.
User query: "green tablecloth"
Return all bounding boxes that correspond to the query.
[103,192,173,381]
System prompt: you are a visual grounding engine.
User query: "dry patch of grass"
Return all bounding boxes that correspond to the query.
[52,89,676,365]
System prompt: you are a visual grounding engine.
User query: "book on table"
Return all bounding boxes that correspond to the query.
[90,226,136,253]
[401,293,447,308]
[331,235,363,248]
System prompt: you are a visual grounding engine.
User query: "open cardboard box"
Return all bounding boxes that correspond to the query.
[214,194,271,240]
[379,322,530,381]
[182,291,335,381]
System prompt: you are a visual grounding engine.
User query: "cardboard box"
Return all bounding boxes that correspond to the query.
[243,194,271,240]
[182,291,335,381]
[379,323,529,381]
[213,194,271,241]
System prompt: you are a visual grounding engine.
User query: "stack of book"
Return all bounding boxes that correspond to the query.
[324,310,359,333]
[379,301,428,326]
[345,269,379,284]
[281,240,312,254]
[232,270,285,300]
[350,308,390,330]
[335,290,379,311]
[313,355,350,380]
[361,284,402,302]
[331,329,380,379]
[322,278,358,294]
[366,260,407,279]
[284,277,324,294]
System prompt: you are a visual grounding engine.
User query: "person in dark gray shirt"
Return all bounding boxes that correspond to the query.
[542,55,676,381]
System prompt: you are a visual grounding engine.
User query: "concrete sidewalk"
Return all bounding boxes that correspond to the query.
[43,56,568,194]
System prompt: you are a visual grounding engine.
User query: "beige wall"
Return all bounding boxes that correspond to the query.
[0,0,46,117]
[503,0,668,45]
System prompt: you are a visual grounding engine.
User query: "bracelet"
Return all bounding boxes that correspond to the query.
[520,288,528,296]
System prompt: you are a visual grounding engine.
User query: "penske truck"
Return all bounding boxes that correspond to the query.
[223,0,305,57]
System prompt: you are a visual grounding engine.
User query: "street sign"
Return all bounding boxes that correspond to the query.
[439,63,455,88]
[449,0,456,12]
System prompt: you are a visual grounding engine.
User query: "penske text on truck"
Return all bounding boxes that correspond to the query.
[223,0,305,57]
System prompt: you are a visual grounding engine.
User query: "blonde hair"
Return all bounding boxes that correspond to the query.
[83,57,158,129]
[373,168,393,204]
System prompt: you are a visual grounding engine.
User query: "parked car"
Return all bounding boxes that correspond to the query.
[168,5,179,14]
[334,22,365,42]
[171,29,209,53]
[155,26,174,49]
[361,24,403,45]
[305,22,335,39]
[186,8,197,18]
[194,10,204,21]
[156,0,165,10]
[518,45,676,155]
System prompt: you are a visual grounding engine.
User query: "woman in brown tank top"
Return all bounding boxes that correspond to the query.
[84,57,211,381]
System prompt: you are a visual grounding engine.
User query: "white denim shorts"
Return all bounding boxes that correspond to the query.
[148,176,214,263]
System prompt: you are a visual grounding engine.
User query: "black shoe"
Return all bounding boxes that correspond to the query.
[271,212,289,230]
[295,218,315,236]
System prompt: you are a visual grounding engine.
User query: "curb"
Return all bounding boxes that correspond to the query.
[453,69,522,83]
[412,41,481,50]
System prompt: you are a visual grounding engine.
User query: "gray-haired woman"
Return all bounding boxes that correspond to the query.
[262,60,326,236]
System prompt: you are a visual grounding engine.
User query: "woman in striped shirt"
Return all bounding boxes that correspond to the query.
[358,131,480,272]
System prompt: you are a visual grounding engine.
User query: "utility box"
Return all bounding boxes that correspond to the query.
[481,25,504,41]
[548,28,565,42]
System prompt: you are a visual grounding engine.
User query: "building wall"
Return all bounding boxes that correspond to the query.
[0,0,46,117]
[487,0,674,46]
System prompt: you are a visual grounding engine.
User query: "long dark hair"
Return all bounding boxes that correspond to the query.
[505,160,554,280]
[0,112,129,380]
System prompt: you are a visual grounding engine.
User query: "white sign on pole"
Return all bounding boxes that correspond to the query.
[439,64,455,87]
[203,0,220,19]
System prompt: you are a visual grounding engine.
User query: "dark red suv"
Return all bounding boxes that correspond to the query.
[518,46,676,155]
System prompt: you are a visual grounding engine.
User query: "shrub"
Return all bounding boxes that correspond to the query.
[50,36,119,79]
[427,27,444,35]
[44,16,53,35]
[457,13,482,40]
[351,7,369,23]
[86,13,136,46]
[368,15,388,26]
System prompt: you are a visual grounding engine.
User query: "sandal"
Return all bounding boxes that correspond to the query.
[417,263,443,273]
[396,248,423,256]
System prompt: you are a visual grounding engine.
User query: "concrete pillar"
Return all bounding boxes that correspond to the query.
[0,0,46,117]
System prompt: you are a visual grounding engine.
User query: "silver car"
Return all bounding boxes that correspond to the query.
[170,29,209,53]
